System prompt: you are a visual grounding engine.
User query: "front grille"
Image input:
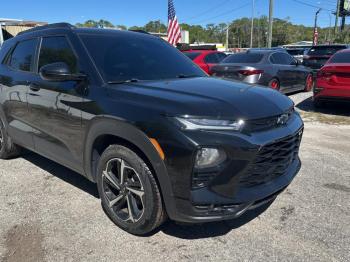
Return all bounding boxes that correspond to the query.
[244,110,294,132]
[239,130,303,187]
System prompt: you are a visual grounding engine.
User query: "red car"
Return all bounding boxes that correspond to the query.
[183,50,227,74]
[314,49,350,107]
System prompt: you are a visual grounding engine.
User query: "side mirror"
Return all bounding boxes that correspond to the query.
[39,62,86,82]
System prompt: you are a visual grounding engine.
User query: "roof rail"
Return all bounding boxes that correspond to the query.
[17,23,75,35]
[129,29,150,35]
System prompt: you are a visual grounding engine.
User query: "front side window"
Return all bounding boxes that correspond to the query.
[9,39,38,72]
[271,53,294,65]
[80,33,206,82]
[39,36,78,73]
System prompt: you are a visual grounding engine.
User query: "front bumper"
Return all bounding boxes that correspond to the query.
[162,112,304,223]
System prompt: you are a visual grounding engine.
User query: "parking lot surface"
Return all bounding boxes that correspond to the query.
[0,91,349,262]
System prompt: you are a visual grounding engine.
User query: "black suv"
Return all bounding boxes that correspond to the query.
[303,44,348,71]
[0,23,303,235]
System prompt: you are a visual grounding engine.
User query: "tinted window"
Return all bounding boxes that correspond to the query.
[80,34,206,82]
[184,52,201,60]
[222,53,264,63]
[329,52,350,63]
[39,36,77,73]
[307,46,347,56]
[216,52,227,62]
[205,53,219,63]
[286,49,304,56]
[9,39,38,72]
[270,53,294,65]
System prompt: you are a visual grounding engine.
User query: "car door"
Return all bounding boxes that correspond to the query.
[27,35,85,172]
[270,52,297,92]
[0,38,39,150]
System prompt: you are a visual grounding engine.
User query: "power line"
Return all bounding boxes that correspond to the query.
[191,1,251,24]
[291,0,334,12]
[184,0,233,22]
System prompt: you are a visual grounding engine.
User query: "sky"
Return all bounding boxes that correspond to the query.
[0,0,342,28]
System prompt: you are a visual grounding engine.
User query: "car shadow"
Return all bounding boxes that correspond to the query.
[21,151,99,198]
[296,96,350,117]
[156,200,274,239]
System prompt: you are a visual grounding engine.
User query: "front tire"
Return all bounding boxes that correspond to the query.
[96,145,165,235]
[0,118,21,159]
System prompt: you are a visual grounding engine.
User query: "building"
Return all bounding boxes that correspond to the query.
[0,19,47,46]
[148,30,189,44]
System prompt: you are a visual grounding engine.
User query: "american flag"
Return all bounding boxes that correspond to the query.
[167,0,181,46]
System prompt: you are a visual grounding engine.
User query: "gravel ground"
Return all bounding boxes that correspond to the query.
[0,91,349,262]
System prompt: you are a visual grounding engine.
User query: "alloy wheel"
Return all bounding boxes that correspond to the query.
[270,79,279,90]
[102,158,145,223]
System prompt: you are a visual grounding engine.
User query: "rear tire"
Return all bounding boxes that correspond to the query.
[268,78,280,91]
[0,118,21,159]
[96,144,165,235]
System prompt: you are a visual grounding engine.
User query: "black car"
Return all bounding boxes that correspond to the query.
[211,50,314,94]
[0,23,304,235]
[303,44,348,71]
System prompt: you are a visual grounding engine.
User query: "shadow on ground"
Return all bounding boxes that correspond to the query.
[157,201,273,239]
[22,151,99,198]
[296,97,350,117]
[295,96,350,125]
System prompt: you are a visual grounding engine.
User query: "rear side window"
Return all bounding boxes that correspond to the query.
[307,46,346,56]
[184,52,201,60]
[222,53,263,63]
[329,52,350,63]
[9,39,38,72]
[39,36,78,73]
[205,53,220,64]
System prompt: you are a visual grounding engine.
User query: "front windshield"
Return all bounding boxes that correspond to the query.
[80,33,206,82]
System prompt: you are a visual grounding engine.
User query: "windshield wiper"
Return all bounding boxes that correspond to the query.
[107,78,139,84]
[176,74,200,79]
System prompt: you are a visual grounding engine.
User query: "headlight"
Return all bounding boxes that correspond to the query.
[195,148,226,169]
[174,117,245,131]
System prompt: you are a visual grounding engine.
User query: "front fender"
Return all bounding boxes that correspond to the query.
[83,116,177,217]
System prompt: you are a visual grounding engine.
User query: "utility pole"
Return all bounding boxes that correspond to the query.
[226,23,229,51]
[313,8,321,46]
[328,13,332,43]
[267,0,274,48]
[250,0,255,48]
[334,0,341,35]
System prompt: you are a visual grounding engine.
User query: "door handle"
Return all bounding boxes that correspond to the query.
[29,83,40,92]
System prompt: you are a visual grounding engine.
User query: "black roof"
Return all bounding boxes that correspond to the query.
[17,22,156,39]
[17,23,75,35]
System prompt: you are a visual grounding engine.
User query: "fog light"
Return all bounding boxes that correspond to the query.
[195,148,226,169]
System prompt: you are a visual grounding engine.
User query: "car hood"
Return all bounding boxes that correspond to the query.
[108,77,293,120]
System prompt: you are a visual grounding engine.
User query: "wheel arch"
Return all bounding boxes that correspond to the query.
[83,116,176,215]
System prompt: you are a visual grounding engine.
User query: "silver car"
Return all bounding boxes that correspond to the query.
[211,50,314,94]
